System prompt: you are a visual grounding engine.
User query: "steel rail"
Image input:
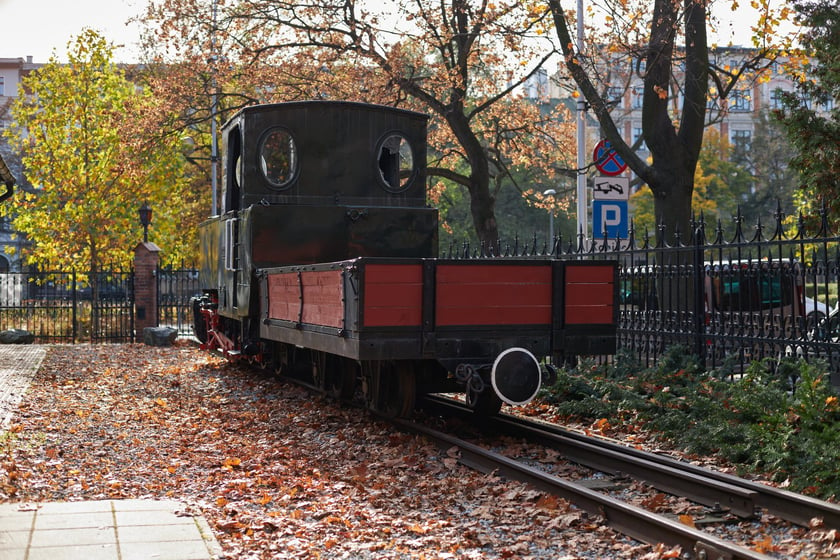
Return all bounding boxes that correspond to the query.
[423,395,840,529]
[391,416,772,560]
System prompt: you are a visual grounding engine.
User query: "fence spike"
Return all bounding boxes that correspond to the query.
[751,215,765,243]
[818,200,830,238]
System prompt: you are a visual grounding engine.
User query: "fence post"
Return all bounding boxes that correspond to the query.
[134,241,161,335]
[693,224,706,369]
[71,270,77,343]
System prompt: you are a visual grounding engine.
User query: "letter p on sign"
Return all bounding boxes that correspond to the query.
[592,200,628,239]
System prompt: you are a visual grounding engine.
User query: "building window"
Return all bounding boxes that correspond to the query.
[0,76,4,96]
[707,86,719,110]
[632,86,644,109]
[770,88,785,109]
[732,130,752,151]
[607,87,624,109]
[730,89,752,112]
[632,127,647,152]
[524,68,548,100]
[634,59,646,74]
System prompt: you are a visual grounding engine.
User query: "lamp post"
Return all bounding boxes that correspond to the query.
[209,0,219,216]
[138,202,152,243]
[542,189,556,251]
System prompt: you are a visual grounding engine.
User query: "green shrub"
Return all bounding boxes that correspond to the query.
[539,350,840,499]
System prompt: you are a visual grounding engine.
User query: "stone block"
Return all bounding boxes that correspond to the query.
[142,326,178,347]
[0,329,35,344]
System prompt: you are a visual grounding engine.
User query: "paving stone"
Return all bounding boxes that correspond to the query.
[0,500,222,559]
[26,543,119,560]
[0,526,31,547]
[34,511,115,530]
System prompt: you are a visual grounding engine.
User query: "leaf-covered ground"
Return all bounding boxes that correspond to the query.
[1,344,654,559]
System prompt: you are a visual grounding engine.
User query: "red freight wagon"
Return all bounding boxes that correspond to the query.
[258,257,617,414]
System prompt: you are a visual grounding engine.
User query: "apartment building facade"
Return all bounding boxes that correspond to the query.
[0,57,40,272]
[536,47,832,169]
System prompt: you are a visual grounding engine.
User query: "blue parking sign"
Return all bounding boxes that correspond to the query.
[592,200,628,239]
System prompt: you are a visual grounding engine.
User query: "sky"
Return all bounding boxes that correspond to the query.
[0,0,794,65]
[0,0,144,63]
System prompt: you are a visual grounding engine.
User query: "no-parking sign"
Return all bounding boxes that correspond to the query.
[593,139,627,176]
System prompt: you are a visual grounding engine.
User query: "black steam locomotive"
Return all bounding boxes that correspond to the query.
[193,101,617,415]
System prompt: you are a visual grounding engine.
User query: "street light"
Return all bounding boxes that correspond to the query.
[138,202,152,243]
[543,189,556,252]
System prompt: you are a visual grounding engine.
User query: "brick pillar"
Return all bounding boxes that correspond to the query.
[134,241,161,334]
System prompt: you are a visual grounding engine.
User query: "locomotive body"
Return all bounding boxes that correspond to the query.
[195,100,617,415]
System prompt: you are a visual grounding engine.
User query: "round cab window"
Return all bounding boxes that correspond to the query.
[259,128,297,189]
[377,134,414,193]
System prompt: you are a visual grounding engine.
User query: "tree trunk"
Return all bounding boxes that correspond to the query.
[467,179,499,253]
[649,166,695,246]
[443,108,501,253]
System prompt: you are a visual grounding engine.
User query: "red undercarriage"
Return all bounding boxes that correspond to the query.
[198,295,246,361]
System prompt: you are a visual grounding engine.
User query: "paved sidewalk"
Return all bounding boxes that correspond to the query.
[0,345,45,429]
[0,346,224,559]
[0,499,224,560]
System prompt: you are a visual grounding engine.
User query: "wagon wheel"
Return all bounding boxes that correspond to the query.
[191,296,208,344]
[465,385,503,416]
[284,346,315,383]
[379,362,416,417]
[363,361,416,417]
[311,350,327,391]
[270,343,288,378]
[325,357,358,402]
[361,364,379,411]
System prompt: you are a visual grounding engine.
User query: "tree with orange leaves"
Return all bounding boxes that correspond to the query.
[139,0,577,251]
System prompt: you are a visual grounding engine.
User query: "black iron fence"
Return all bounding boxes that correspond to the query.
[157,264,200,337]
[0,269,134,342]
[559,208,839,384]
[0,264,201,343]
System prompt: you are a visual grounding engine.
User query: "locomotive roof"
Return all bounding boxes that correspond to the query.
[222,100,429,130]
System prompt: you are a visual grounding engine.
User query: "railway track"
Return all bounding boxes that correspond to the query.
[385,395,840,560]
[422,395,840,530]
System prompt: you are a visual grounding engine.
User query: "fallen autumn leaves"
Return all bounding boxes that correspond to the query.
[0,344,648,559]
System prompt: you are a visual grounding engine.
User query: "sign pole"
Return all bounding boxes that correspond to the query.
[575,0,587,244]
